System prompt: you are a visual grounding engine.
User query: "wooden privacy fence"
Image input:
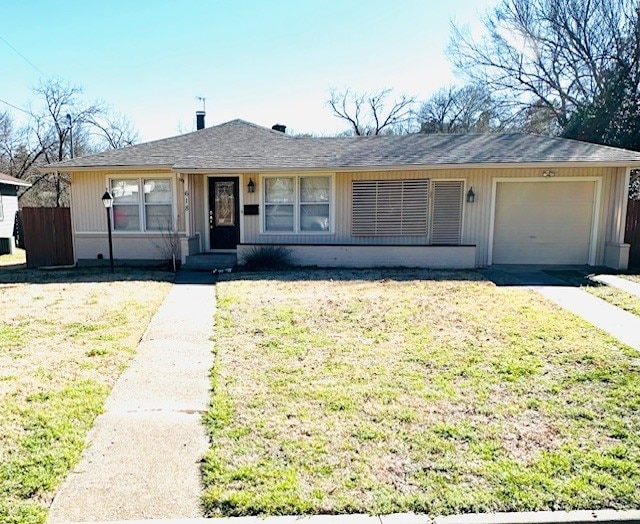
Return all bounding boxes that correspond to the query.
[626,199,640,269]
[21,207,74,268]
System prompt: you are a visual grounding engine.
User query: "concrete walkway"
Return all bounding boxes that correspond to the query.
[48,270,216,523]
[44,509,640,524]
[591,273,640,298]
[485,267,640,351]
[534,285,640,350]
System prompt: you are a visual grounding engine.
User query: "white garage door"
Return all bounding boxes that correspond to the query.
[493,180,596,265]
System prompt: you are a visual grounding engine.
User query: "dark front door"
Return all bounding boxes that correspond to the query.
[209,177,240,249]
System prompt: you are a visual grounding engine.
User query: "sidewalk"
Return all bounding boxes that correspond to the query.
[44,509,640,524]
[534,285,640,350]
[591,273,640,298]
[48,270,216,522]
[485,266,640,351]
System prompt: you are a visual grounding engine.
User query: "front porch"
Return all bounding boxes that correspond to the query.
[183,252,237,270]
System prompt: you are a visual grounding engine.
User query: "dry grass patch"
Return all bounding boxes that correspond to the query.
[203,269,640,517]
[620,274,640,284]
[0,248,26,268]
[0,268,172,524]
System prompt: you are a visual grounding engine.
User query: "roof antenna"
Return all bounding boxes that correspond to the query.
[195,96,206,112]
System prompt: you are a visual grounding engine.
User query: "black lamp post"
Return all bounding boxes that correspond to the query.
[66,113,73,159]
[101,189,114,273]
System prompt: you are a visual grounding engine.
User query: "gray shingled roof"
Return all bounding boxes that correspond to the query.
[47,119,640,172]
[0,172,31,187]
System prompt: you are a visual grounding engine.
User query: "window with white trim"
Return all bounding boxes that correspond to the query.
[264,175,332,233]
[352,178,465,244]
[0,193,4,221]
[352,179,429,236]
[110,178,173,231]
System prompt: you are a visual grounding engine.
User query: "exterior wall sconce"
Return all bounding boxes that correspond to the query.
[542,170,556,177]
[247,178,256,193]
[466,187,475,203]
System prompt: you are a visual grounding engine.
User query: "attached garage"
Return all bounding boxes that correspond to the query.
[491,178,599,265]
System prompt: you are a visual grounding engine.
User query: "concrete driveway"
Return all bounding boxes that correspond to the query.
[483,265,640,351]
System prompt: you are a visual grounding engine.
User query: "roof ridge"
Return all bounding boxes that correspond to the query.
[223,118,292,137]
[47,119,290,169]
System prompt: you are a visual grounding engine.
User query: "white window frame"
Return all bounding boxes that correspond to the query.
[107,175,175,233]
[260,173,335,235]
[0,192,4,221]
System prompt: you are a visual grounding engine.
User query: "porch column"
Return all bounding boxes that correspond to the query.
[616,167,631,243]
[183,173,191,237]
[604,167,631,269]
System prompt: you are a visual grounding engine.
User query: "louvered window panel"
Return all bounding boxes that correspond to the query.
[431,180,463,245]
[352,179,429,236]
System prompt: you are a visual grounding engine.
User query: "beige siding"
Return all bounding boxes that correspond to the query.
[74,232,184,261]
[70,169,184,260]
[243,170,434,245]
[237,166,620,267]
[71,170,183,232]
[71,171,111,232]
[71,165,626,267]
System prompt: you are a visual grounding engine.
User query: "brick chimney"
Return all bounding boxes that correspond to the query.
[196,111,205,130]
[272,124,286,133]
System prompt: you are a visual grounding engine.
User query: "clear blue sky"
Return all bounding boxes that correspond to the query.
[1,0,493,141]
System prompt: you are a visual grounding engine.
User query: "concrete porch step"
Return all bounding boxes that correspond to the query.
[184,253,237,270]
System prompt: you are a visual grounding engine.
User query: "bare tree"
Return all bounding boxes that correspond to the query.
[1,79,140,207]
[1,112,39,176]
[417,84,511,133]
[448,0,640,147]
[31,79,103,164]
[89,111,139,149]
[327,88,416,136]
[19,80,104,206]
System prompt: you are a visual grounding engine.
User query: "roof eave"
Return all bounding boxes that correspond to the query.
[45,164,175,173]
[170,160,640,173]
[41,159,640,175]
[0,180,31,187]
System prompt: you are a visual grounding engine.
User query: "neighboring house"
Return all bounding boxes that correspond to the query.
[47,118,640,269]
[0,173,30,255]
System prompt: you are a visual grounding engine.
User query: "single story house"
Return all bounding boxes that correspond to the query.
[47,118,640,269]
[0,172,30,255]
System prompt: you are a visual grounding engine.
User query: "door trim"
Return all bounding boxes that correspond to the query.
[488,176,602,266]
[205,174,244,251]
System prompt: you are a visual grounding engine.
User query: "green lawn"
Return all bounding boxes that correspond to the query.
[0,268,172,524]
[203,269,640,517]
[585,285,640,317]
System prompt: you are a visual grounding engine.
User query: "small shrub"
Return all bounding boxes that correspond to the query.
[241,246,292,270]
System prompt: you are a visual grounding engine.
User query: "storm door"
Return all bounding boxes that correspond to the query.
[208,177,240,249]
